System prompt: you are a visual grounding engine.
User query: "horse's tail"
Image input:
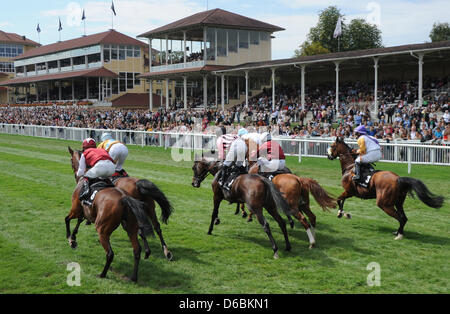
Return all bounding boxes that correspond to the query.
[398,177,444,209]
[261,177,292,216]
[122,196,155,237]
[136,179,173,224]
[296,177,337,212]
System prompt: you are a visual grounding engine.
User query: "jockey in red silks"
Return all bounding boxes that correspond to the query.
[77,138,116,204]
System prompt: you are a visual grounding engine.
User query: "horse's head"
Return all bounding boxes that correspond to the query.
[327,137,351,160]
[68,146,82,182]
[192,155,212,188]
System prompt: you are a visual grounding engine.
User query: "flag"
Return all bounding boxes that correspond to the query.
[82,9,86,21]
[58,17,63,31]
[111,1,117,16]
[37,23,41,33]
[333,17,342,39]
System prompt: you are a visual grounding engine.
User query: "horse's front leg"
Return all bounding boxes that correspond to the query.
[208,191,223,235]
[65,203,83,249]
[337,192,352,219]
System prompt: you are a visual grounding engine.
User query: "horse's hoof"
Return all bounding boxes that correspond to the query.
[165,251,173,261]
[242,212,248,218]
[286,246,292,252]
[273,252,279,259]
[289,222,295,229]
[215,218,221,225]
[247,218,253,223]
[309,243,315,249]
[144,251,151,260]
[345,213,352,219]
[394,234,404,240]
[337,212,343,219]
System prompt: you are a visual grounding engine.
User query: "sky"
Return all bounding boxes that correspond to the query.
[1,0,449,60]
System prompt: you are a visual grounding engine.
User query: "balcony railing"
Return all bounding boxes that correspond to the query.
[150,60,205,73]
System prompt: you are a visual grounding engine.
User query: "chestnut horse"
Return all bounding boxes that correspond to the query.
[327,137,444,239]
[192,159,294,258]
[249,165,337,247]
[66,148,154,282]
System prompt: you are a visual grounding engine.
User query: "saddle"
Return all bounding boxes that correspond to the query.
[258,167,292,181]
[354,163,379,188]
[221,166,247,192]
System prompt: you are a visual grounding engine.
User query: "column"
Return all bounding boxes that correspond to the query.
[36,84,39,103]
[221,74,225,111]
[301,65,306,110]
[183,31,187,65]
[59,81,62,101]
[203,27,207,61]
[271,68,276,111]
[245,70,249,107]
[226,76,229,105]
[165,78,169,110]
[86,78,89,99]
[47,83,50,102]
[165,36,169,66]
[98,78,101,102]
[203,74,208,107]
[149,38,152,72]
[72,79,75,102]
[149,80,153,111]
[183,76,187,109]
[418,53,424,107]
[373,57,379,118]
[215,76,218,108]
[334,61,340,115]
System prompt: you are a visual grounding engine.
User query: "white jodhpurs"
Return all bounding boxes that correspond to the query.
[355,150,382,164]
[258,157,286,173]
[108,143,129,171]
[85,160,116,179]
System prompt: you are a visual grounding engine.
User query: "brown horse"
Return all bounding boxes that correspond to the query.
[249,164,337,247]
[192,159,293,258]
[113,175,174,261]
[66,147,154,282]
[327,137,444,239]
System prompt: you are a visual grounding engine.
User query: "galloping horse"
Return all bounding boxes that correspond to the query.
[192,159,293,258]
[113,174,174,261]
[66,148,154,282]
[249,164,337,247]
[327,137,444,239]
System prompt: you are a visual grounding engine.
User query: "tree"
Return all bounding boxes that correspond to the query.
[429,22,450,42]
[294,41,330,57]
[294,6,383,57]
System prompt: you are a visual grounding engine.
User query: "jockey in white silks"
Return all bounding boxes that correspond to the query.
[219,128,249,188]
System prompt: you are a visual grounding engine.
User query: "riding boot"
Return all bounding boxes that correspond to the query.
[353,162,361,182]
[219,165,231,186]
[79,177,92,206]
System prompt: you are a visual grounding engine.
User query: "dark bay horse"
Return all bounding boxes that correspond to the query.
[66,148,154,282]
[327,137,444,239]
[192,159,293,259]
[113,175,174,261]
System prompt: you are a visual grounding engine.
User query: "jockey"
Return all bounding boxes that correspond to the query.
[77,138,116,204]
[215,127,238,161]
[219,128,249,188]
[98,132,129,176]
[251,132,286,174]
[353,125,382,182]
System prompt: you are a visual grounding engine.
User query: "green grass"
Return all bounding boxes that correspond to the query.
[0,133,449,294]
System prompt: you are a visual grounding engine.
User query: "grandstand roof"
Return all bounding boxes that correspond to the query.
[0,30,40,46]
[0,67,118,86]
[215,40,450,74]
[138,8,285,39]
[138,65,230,79]
[15,29,147,61]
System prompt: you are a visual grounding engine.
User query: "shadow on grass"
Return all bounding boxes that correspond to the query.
[376,226,450,246]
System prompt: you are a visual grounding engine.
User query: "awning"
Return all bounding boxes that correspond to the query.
[138,65,230,79]
[0,67,118,86]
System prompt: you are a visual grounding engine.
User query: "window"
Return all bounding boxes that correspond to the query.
[260,32,270,41]
[112,78,119,94]
[126,46,133,58]
[119,45,126,60]
[73,56,85,66]
[206,28,216,61]
[0,62,14,72]
[25,64,35,73]
[134,47,141,58]
[60,58,71,68]
[111,45,118,60]
[36,62,47,71]
[103,45,111,63]
[127,73,134,90]
[228,29,237,53]
[0,44,24,58]
[47,60,58,70]
[134,73,141,86]
[119,72,126,92]
[217,29,227,57]
[239,30,249,49]
[250,31,259,45]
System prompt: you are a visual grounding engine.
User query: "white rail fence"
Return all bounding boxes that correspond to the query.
[1,124,449,173]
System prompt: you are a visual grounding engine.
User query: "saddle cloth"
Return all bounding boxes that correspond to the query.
[84,178,115,205]
[355,164,379,188]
